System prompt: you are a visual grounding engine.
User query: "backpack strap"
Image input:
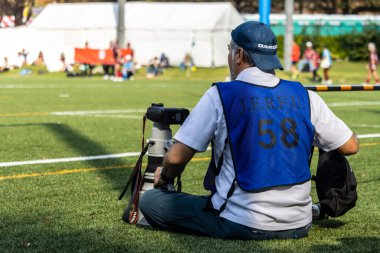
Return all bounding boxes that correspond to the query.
[203,179,236,216]
[204,138,228,193]
[215,179,236,216]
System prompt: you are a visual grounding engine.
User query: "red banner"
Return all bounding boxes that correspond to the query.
[75,48,116,65]
[75,48,134,65]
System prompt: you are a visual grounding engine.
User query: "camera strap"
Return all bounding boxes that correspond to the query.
[119,115,153,224]
[118,115,148,201]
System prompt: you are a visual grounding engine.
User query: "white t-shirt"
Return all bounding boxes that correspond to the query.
[174,67,353,231]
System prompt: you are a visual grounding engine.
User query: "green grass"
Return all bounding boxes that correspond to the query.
[0,62,379,252]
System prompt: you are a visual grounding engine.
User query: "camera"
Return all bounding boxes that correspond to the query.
[121,103,189,226]
[146,103,189,125]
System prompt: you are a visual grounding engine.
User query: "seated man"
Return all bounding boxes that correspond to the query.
[140,21,359,240]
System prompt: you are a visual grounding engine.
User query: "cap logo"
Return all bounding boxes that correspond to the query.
[258,44,277,50]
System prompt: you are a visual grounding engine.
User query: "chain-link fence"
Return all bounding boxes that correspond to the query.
[271,20,380,36]
[243,14,380,36]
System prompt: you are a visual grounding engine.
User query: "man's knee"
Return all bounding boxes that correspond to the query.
[139,188,160,214]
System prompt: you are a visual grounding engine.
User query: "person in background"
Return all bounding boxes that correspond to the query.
[83,41,95,76]
[33,51,45,66]
[160,53,170,68]
[59,53,73,73]
[180,53,196,78]
[146,57,162,78]
[103,41,117,79]
[320,46,333,85]
[122,54,136,80]
[291,41,300,80]
[111,62,123,82]
[363,42,379,85]
[125,42,134,60]
[17,49,29,67]
[0,57,11,72]
[179,53,194,71]
[298,41,321,82]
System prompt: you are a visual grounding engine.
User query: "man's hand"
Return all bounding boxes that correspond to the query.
[153,141,196,189]
[153,167,174,189]
[154,167,169,189]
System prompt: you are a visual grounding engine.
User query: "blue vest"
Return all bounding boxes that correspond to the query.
[216,80,314,192]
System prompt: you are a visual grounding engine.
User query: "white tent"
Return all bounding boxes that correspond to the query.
[0,2,243,71]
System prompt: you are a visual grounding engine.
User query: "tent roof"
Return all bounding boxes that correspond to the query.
[30,2,242,31]
[30,3,117,29]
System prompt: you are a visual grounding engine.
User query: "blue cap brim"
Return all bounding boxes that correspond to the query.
[249,52,283,71]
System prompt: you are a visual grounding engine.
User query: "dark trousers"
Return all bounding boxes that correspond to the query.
[139,189,311,240]
[103,64,115,75]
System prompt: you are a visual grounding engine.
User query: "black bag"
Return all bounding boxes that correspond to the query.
[314,149,358,217]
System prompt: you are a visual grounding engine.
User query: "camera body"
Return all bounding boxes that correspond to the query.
[146,103,189,125]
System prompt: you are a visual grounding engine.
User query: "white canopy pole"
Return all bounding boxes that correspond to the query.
[284,0,294,71]
[117,0,125,47]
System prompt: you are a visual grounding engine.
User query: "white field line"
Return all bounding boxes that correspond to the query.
[0,152,140,168]
[71,114,141,119]
[50,109,145,115]
[0,133,378,168]
[0,84,125,89]
[352,124,380,128]
[357,133,380,139]
[328,101,380,107]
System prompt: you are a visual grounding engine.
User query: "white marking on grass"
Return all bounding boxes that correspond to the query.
[0,84,53,89]
[71,114,141,119]
[357,133,380,139]
[0,84,125,89]
[328,101,380,107]
[0,147,211,168]
[3,133,380,168]
[51,109,145,116]
[352,124,380,128]
[0,152,140,168]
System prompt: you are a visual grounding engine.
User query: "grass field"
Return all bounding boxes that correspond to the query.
[0,62,380,252]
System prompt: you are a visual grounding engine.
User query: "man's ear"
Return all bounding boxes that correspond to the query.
[234,48,244,64]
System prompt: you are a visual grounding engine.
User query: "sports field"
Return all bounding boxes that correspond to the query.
[0,62,379,252]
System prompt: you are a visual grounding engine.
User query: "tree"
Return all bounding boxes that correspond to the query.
[0,0,33,26]
[294,0,380,14]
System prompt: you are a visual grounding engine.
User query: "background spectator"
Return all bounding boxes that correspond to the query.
[103,41,116,79]
[179,53,194,71]
[320,45,333,85]
[291,41,300,79]
[146,57,161,78]
[83,41,95,76]
[160,53,170,68]
[124,42,134,60]
[33,51,45,66]
[0,57,11,72]
[17,49,28,67]
[363,42,379,85]
[111,62,123,82]
[180,53,196,78]
[122,54,136,80]
[59,53,73,73]
[298,41,321,82]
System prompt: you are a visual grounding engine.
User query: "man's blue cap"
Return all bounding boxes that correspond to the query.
[231,21,283,70]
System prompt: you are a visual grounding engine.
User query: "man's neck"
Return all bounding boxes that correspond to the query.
[233,64,252,80]
[234,66,275,80]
